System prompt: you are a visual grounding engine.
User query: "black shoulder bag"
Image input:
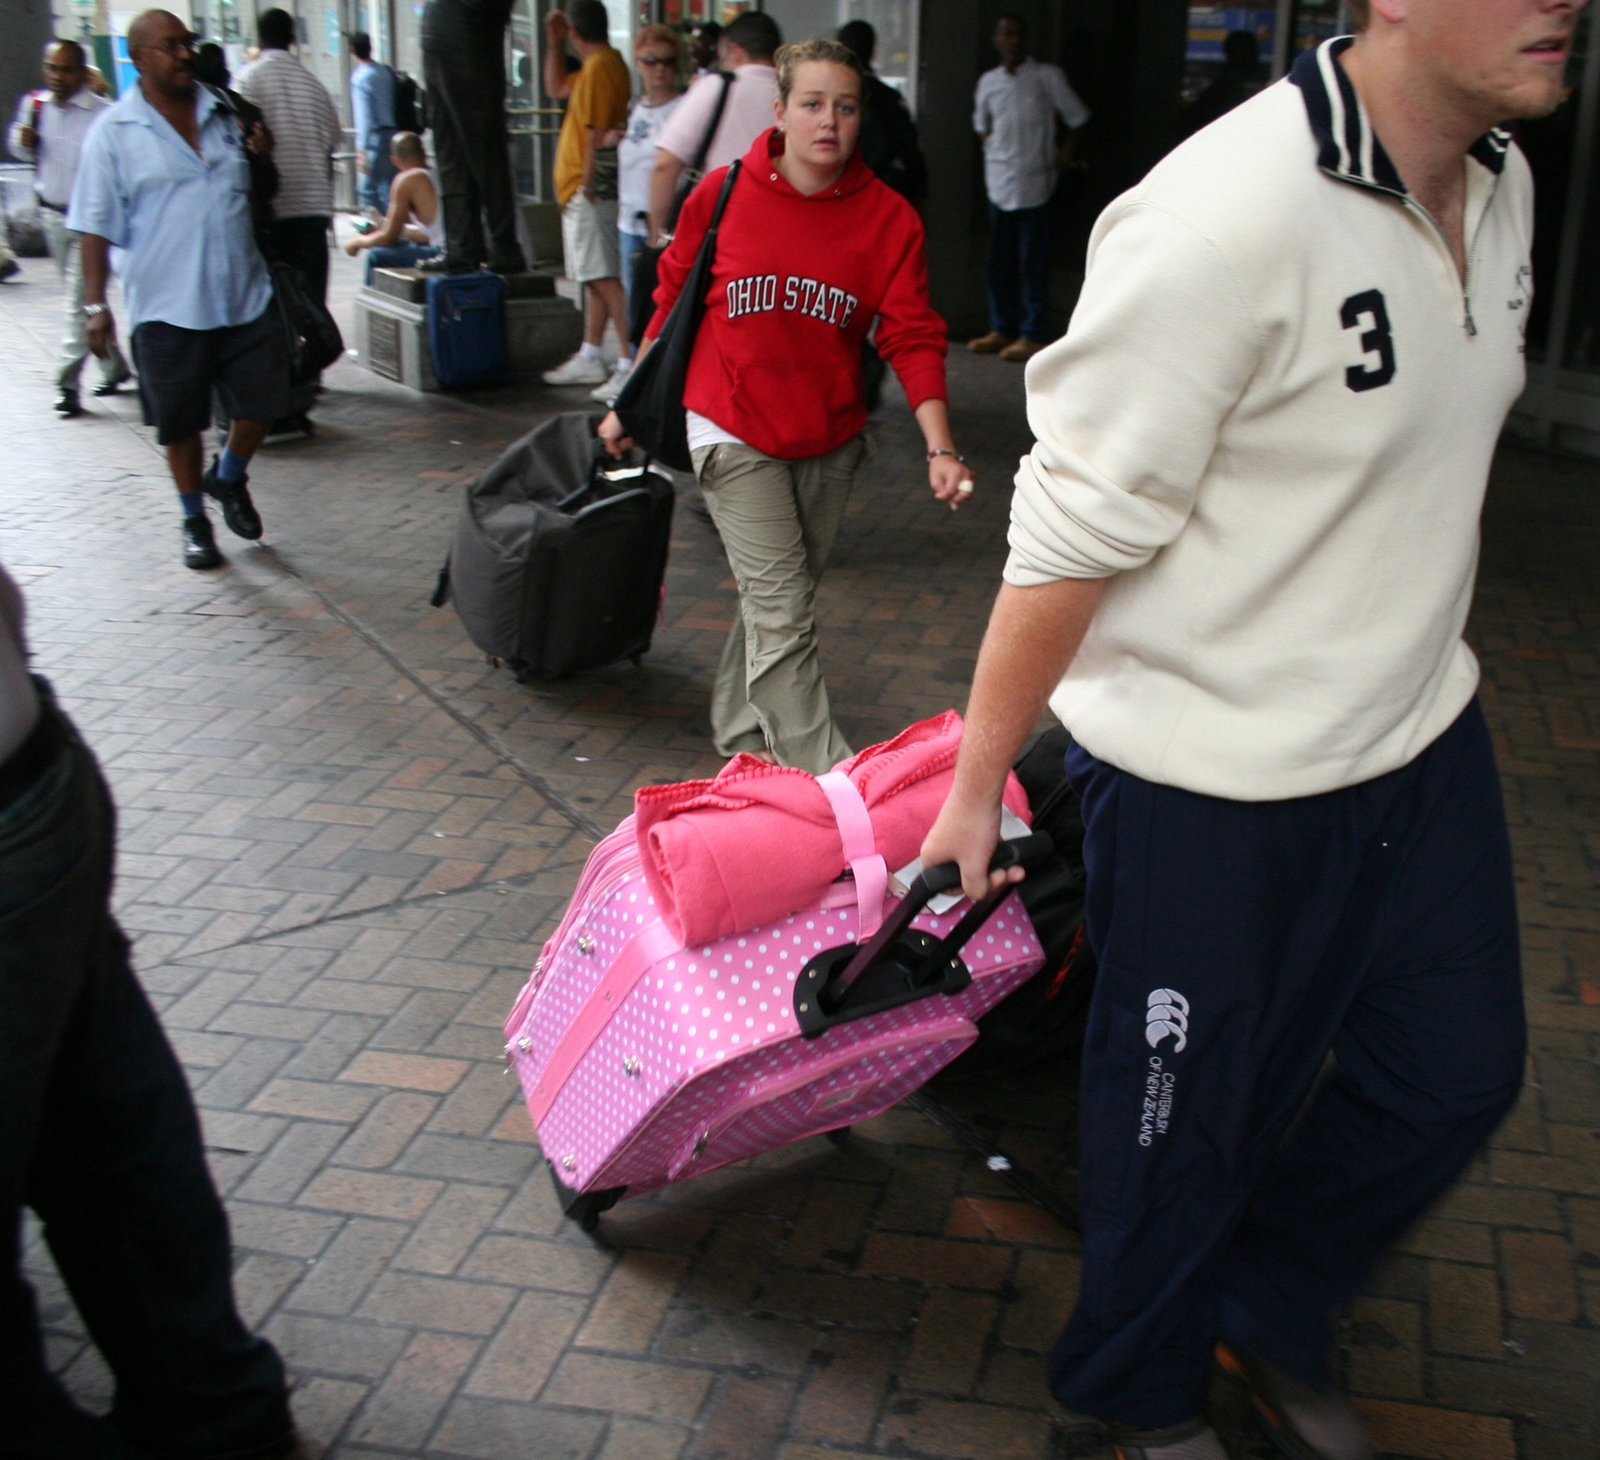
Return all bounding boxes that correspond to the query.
[208,84,344,385]
[612,159,740,473]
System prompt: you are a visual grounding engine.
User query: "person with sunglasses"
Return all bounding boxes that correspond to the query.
[608,24,685,402]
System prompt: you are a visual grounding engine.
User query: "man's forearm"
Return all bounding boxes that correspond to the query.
[950,577,1105,809]
[81,233,111,303]
[647,151,685,244]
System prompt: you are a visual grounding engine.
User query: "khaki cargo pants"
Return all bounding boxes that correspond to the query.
[692,434,870,775]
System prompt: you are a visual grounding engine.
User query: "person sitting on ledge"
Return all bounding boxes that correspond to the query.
[343,131,443,282]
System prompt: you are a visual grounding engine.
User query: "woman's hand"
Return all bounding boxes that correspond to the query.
[598,411,634,459]
[928,452,975,511]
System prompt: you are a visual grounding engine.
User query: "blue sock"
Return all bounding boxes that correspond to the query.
[179,492,206,518]
[217,446,249,483]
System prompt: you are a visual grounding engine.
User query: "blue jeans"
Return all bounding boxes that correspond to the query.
[364,241,441,283]
[361,128,397,213]
[0,682,290,1457]
[1049,700,1523,1427]
[619,229,647,317]
[986,200,1053,341]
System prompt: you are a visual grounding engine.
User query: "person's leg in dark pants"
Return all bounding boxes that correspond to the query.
[425,47,487,270]
[0,693,290,1458]
[1215,702,1524,1388]
[268,216,332,310]
[468,38,525,273]
[1016,201,1054,343]
[986,201,1023,339]
[1047,701,1524,1429]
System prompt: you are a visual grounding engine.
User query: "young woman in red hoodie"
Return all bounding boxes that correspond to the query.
[600,38,974,775]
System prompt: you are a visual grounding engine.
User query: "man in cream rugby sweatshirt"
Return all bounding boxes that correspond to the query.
[922,2,1584,1457]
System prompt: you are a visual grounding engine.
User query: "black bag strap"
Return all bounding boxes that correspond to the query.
[686,71,735,184]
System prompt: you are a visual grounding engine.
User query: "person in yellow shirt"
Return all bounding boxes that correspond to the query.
[542,0,633,393]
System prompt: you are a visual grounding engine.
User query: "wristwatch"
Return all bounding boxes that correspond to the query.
[82,302,109,318]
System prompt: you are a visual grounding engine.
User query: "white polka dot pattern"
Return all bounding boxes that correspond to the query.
[504,850,1045,1201]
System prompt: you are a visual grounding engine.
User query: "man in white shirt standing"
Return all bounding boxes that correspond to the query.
[923,1,1581,1456]
[7,38,133,417]
[237,7,342,309]
[646,9,781,246]
[969,13,1088,363]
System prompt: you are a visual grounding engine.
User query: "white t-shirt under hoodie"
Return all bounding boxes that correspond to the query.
[1004,38,1531,801]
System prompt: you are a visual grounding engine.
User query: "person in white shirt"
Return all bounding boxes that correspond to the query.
[647,9,780,246]
[342,131,444,280]
[7,38,133,416]
[236,7,342,309]
[922,2,1577,1456]
[969,13,1088,363]
[613,24,683,382]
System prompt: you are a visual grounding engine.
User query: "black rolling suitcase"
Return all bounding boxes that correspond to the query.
[433,412,675,680]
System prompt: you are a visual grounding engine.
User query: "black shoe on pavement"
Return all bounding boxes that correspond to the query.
[201,457,264,540]
[0,258,18,282]
[417,255,458,274]
[182,514,222,569]
[92,367,133,397]
[54,388,82,417]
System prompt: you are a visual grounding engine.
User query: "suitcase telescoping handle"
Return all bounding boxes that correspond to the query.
[793,833,1054,1039]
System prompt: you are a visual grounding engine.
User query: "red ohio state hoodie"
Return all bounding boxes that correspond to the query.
[648,127,948,461]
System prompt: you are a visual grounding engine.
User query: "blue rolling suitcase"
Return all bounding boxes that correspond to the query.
[426,272,509,388]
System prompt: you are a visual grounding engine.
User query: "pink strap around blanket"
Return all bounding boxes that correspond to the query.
[817,770,887,939]
[523,913,682,1128]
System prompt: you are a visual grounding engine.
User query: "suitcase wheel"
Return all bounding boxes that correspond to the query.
[547,1162,624,1234]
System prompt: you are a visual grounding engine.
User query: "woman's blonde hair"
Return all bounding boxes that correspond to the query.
[774,38,863,104]
[634,23,683,62]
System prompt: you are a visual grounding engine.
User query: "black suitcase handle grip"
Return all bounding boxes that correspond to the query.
[793,832,1054,1039]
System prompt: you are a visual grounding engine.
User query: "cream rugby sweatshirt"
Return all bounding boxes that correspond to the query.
[1005,39,1532,801]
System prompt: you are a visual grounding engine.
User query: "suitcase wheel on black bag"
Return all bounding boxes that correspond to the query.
[548,1161,625,1235]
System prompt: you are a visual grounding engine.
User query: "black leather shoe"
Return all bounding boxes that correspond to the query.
[54,389,82,417]
[92,367,133,397]
[202,458,264,540]
[182,514,222,569]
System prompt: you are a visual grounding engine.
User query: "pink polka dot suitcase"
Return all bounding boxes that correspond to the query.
[503,811,1051,1231]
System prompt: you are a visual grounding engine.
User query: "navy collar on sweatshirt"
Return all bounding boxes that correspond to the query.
[1291,36,1512,199]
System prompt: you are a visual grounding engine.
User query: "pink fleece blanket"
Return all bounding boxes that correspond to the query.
[633,711,1031,947]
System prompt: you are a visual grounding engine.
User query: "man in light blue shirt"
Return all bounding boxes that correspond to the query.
[69,8,293,571]
[349,31,397,214]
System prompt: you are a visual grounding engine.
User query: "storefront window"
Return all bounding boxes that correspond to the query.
[762,0,917,104]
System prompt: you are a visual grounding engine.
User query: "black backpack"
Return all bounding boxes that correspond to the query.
[394,71,427,134]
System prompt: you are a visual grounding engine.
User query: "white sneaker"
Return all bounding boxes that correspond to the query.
[542,351,608,387]
[590,357,633,405]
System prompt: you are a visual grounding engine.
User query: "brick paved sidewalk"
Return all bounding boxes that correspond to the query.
[0,240,1596,1460]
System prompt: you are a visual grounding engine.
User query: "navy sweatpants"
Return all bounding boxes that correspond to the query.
[1050,699,1524,1427]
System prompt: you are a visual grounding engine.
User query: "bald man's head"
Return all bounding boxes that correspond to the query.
[391,131,426,165]
[127,10,196,97]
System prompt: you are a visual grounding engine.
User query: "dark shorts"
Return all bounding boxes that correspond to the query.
[131,305,293,445]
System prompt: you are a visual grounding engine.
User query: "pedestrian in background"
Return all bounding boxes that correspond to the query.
[602,39,974,773]
[969,12,1089,362]
[71,9,293,571]
[615,24,684,355]
[0,552,297,1459]
[540,0,632,396]
[648,10,781,244]
[349,31,398,219]
[237,8,342,309]
[7,38,133,417]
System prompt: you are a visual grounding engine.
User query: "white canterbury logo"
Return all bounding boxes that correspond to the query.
[1145,989,1189,1052]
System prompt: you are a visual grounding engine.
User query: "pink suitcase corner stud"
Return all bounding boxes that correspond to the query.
[503,814,1046,1229]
